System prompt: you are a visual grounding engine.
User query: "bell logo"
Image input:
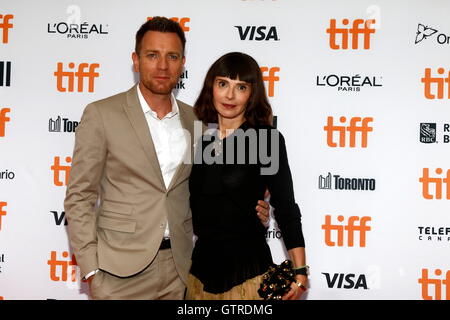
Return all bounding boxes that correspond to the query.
[0,108,10,137]
[327,19,376,50]
[421,68,450,99]
[260,67,279,97]
[324,116,373,148]
[418,268,450,300]
[419,168,450,200]
[51,156,71,186]
[0,202,7,231]
[322,215,371,247]
[147,17,190,32]
[0,14,13,44]
[54,62,100,92]
[47,251,77,282]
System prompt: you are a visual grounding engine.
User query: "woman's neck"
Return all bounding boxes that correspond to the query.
[218,116,246,139]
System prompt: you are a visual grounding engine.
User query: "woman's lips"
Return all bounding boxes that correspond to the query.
[222,103,236,109]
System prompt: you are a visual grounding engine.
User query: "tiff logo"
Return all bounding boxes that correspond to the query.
[418,268,450,300]
[47,251,77,282]
[0,108,10,137]
[324,116,373,148]
[327,19,376,50]
[419,168,450,200]
[147,17,190,32]
[322,215,371,247]
[260,67,279,97]
[421,68,450,99]
[0,61,11,86]
[51,156,71,186]
[0,14,13,43]
[54,62,100,92]
[0,202,6,231]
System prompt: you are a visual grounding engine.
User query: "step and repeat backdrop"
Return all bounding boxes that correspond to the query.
[0,0,449,300]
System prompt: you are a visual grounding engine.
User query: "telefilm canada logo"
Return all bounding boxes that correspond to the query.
[316,74,382,92]
[319,172,376,191]
[420,123,450,144]
[418,226,450,242]
[47,21,108,39]
[49,116,79,133]
[415,23,450,45]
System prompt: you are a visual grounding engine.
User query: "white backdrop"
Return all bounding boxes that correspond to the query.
[0,0,449,300]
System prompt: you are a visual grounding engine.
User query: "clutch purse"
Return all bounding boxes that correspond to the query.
[258,260,296,300]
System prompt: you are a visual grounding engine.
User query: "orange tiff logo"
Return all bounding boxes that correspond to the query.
[0,14,13,44]
[0,108,10,137]
[326,19,376,50]
[419,168,450,200]
[0,201,6,231]
[418,269,450,300]
[51,156,71,186]
[260,67,279,97]
[47,251,77,282]
[54,62,100,92]
[147,17,190,32]
[421,68,450,100]
[324,116,373,148]
[322,215,371,247]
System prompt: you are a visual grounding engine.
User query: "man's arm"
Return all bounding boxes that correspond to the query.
[64,103,107,279]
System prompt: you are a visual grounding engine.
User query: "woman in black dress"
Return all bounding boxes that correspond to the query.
[186,52,307,300]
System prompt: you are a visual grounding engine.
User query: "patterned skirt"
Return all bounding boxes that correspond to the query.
[185,273,264,300]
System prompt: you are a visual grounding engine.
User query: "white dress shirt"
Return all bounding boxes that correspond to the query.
[137,85,188,238]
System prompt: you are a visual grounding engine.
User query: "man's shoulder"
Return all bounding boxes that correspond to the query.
[88,89,130,110]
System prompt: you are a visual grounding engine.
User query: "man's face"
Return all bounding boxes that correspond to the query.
[132,31,185,96]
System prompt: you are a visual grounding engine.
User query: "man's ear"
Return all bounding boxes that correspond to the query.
[132,52,139,73]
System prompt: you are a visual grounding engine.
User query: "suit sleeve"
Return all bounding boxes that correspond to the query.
[265,130,305,250]
[64,102,107,279]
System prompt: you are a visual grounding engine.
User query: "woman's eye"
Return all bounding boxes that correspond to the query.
[238,85,247,91]
[218,81,226,87]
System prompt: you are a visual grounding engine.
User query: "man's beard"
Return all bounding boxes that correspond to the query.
[142,78,177,95]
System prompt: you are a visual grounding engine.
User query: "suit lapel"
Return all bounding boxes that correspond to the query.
[123,85,166,190]
[167,100,194,191]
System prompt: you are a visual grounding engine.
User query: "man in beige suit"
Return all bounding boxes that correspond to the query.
[64,17,269,300]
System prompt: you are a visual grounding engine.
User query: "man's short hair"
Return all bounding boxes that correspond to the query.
[135,17,186,55]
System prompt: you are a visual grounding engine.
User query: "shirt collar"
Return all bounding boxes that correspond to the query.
[137,84,179,120]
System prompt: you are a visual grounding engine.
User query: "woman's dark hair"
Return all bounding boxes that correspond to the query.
[135,16,186,55]
[194,52,273,127]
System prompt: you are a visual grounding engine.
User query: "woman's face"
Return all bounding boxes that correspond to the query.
[212,76,252,123]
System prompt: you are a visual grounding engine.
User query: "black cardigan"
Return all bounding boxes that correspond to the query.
[189,122,305,294]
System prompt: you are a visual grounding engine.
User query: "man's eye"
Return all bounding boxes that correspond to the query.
[169,55,179,60]
[148,53,157,58]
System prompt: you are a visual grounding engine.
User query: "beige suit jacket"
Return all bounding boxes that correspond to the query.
[64,85,197,284]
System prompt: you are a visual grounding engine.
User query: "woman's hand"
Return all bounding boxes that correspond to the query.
[282,274,308,300]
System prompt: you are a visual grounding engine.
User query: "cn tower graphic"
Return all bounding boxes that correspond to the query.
[49,116,62,132]
[319,172,332,189]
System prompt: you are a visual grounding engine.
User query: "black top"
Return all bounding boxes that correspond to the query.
[189,122,305,294]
